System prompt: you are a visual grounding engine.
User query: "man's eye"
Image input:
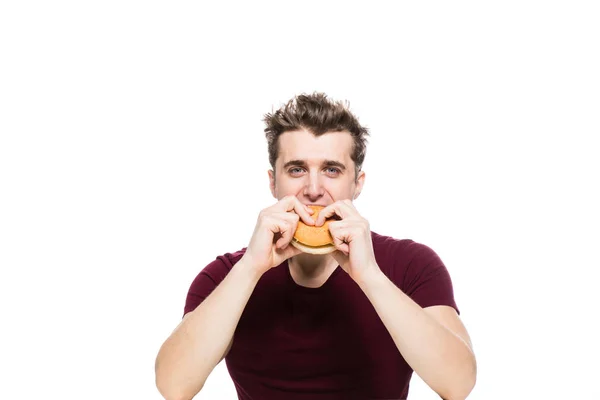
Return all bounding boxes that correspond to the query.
[289,167,304,174]
[325,167,340,175]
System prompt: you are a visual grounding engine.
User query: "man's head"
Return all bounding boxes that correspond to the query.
[264,92,369,205]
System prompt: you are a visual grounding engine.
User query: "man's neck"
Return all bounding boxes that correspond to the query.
[288,253,338,288]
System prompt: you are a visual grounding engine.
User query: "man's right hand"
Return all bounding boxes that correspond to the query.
[156,198,313,399]
[241,195,315,276]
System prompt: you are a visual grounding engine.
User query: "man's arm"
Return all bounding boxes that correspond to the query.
[318,200,476,399]
[155,259,261,400]
[155,195,313,400]
[357,269,476,400]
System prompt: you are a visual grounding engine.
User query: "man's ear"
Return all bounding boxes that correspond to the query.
[268,169,277,198]
[353,170,366,200]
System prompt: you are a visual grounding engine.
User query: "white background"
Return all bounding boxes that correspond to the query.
[1,1,599,399]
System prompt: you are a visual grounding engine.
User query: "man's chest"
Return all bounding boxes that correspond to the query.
[227,282,407,390]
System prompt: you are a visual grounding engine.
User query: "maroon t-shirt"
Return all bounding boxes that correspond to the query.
[184,232,459,400]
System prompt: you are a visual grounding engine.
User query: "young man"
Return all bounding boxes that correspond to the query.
[155,93,477,400]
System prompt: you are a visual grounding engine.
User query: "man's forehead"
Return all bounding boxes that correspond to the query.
[277,130,353,164]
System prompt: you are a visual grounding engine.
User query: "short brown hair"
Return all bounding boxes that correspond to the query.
[263,92,369,180]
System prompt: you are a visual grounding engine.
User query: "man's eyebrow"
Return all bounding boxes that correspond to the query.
[282,160,308,169]
[323,160,347,171]
[282,160,347,170]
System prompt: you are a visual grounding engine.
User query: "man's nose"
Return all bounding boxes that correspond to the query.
[303,171,324,199]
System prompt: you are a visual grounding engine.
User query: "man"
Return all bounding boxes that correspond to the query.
[155,93,477,400]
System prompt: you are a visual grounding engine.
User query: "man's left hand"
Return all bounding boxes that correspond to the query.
[315,200,381,283]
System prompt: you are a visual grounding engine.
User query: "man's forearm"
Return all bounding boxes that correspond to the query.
[357,268,476,400]
[155,259,261,400]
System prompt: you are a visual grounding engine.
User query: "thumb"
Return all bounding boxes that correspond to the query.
[331,250,349,267]
[279,242,303,261]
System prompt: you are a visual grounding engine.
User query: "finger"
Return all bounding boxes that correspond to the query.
[332,235,350,255]
[275,235,288,249]
[266,212,300,250]
[279,210,300,225]
[275,222,296,249]
[329,223,350,250]
[270,219,292,248]
[277,242,303,260]
[328,219,350,231]
[331,249,349,265]
[276,195,315,225]
[277,218,297,250]
[316,200,356,226]
[292,198,315,225]
[277,213,300,245]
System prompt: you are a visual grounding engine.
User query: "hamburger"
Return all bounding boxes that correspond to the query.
[291,205,336,255]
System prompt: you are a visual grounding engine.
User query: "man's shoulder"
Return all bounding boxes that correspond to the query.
[221,247,248,266]
[371,231,415,253]
[370,231,442,269]
[371,231,437,252]
[196,247,247,276]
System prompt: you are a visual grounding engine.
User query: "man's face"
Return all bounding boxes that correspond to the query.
[268,129,365,206]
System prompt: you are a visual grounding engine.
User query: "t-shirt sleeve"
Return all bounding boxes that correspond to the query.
[182,253,238,317]
[400,242,460,315]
